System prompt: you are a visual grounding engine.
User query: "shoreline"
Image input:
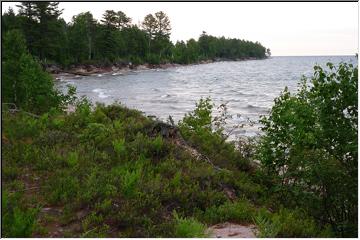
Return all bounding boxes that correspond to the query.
[50,57,267,79]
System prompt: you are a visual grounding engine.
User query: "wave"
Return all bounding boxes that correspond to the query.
[161,94,171,98]
[92,88,103,93]
[99,93,109,99]
[246,104,270,112]
[112,72,122,76]
[92,88,109,99]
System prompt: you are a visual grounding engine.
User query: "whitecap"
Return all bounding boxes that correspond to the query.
[99,92,109,99]
[112,72,123,76]
[92,88,103,93]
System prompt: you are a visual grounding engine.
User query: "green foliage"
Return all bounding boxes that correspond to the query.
[179,97,251,171]
[180,97,213,134]
[2,191,39,237]
[173,212,208,237]
[151,135,164,155]
[258,63,358,237]
[112,138,127,158]
[47,171,80,204]
[66,151,79,167]
[80,123,111,151]
[2,29,75,114]
[202,199,256,224]
[116,164,142,198]
[3,7,268,67]
[254,208,332,238]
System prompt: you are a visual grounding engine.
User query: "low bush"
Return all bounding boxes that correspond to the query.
[254,208,333,237]
[202,199,256,224]
[173,212,208,237]
[2,191,39,237]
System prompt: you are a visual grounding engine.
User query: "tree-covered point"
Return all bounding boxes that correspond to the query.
[2,2,269,67]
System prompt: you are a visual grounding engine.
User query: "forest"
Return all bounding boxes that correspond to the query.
[1,1,358,238]
[2,2,269,68]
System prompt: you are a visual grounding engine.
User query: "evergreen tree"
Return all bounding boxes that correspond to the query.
[154,11,171,38]
[116,11,131,29]
[68,12,97,62]
[101,10,117,29]
[2,7,269,67]
[2,29,62,113]
[16,2,38,55]
[2,30,27,104]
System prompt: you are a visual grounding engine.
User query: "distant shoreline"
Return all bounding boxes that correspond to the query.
[51,57,267,79]
[272,55,356,57]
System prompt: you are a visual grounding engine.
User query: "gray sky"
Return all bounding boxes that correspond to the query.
[2,2,358,56]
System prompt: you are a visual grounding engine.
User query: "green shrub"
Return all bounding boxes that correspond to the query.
[173,212,207,237]
[111,161,143,198]
[2,165,19,181]
[179,97,251,171]
[66,151,79,167]
[47,171,79,204]
[121,168,141,198]
[112,138,127,158]
[2,191,39,237]
[202,199,256,224]
[151,135,164,156]
[258,63,358,237]
[254,208,332,238]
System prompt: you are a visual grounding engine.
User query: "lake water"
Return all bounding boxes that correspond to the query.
[56,56,357,138]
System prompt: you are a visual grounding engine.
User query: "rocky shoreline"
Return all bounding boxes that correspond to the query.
[49,57,263,79]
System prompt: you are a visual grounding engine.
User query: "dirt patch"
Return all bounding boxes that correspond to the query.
[207,222,257,238]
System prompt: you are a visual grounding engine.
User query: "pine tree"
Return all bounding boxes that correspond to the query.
[32,2,64,61]
[101,10,117,29]
[2,29,61,113]
[69,12,97,62]
[116,11,131,29]
[2,30,27,104]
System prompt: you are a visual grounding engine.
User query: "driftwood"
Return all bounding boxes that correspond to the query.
[151,121,224,171]
[151,121,179,139]
[2,103,40,118]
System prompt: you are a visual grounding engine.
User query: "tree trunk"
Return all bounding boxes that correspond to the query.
[88,35,92,60]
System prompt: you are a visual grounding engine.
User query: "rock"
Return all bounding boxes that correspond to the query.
[46,65,61,74]
[207,222,257,238]
[40,207,62,216]
[73,66,87,73]
[111,66,119,71]
[136,64,149,70]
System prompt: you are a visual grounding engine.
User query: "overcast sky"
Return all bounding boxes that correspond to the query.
[2,2,358,56]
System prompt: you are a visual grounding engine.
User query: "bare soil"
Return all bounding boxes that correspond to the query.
[207,222,258,238]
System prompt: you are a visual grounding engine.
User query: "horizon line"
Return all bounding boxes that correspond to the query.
[272,54,357,57]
